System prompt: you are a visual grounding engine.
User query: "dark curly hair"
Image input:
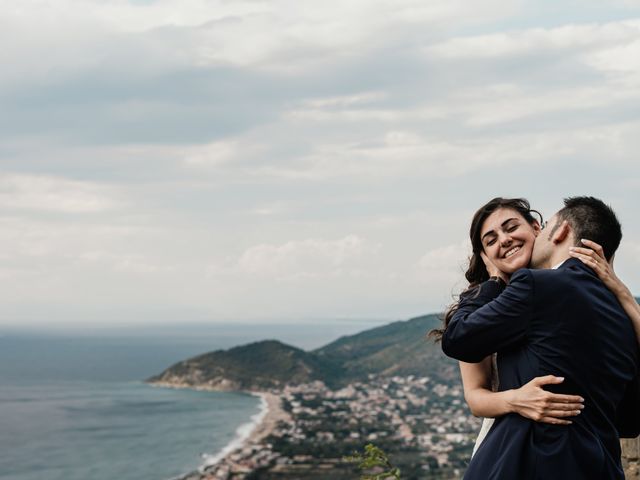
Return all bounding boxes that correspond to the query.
[429,197,541,341]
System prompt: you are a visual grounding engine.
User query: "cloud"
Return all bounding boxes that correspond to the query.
[427,21,640,59]
[585,36,640,82]
[181,139,244,168]
[243,122,636,181]
[418,241,471,273]
[246,201,291,216]
[236,235,380,279]
[76,250,174,274]
[0,0,517,145]
[415,241,473,299]
[1,2,640,326]
[0,174,122,213]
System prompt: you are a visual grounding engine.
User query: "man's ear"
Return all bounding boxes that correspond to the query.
[552,220,570,244]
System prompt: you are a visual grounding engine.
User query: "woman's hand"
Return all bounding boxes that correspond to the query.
[480,251,509,284]
[569,238,640,346]
[459,362,583,423]
[506,375,584,425]
[568,239,624,295]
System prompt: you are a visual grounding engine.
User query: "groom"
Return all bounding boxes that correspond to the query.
[442,197,640,479]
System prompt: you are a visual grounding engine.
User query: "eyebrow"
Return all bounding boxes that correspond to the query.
[481,218,519,242]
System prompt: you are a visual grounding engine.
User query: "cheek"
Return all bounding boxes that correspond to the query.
[526,233,538,249]
[519,235,536,260]
[522,238,535,254]
[484,246,501,264]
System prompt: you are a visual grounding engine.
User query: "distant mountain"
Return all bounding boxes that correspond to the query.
[148,295,640,392]
[148,313,458,391]
[313,314,457,383]
[148,340,339,391]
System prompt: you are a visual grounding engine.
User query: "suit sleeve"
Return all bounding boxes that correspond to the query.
[442,269,534,363]
[616,370,640,438]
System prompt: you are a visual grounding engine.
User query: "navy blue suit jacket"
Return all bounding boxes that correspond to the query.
[442,258,640,480]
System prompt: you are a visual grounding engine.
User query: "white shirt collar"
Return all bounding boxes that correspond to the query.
[552,259,568,270]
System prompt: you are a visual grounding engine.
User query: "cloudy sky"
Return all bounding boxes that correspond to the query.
[1,0,640,328]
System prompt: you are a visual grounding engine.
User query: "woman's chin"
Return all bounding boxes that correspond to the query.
[502,258,529,273]
[496,257,528,274]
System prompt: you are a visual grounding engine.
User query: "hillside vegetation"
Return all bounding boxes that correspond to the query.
[148,314,458,390]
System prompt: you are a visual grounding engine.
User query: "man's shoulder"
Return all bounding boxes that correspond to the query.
[510,267,548,284]
[530,259,596,285]
[510,266,573,294]
[510,267,534,280]
[516,263,576,281]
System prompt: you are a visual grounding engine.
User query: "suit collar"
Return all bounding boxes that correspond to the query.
[557,257,596,275]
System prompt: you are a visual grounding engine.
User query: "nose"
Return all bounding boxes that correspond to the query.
[497,231,512,246]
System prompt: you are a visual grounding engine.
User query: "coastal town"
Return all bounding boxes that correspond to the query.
[186,375,480,479]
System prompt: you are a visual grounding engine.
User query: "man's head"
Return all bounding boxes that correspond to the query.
[531,196,622,269]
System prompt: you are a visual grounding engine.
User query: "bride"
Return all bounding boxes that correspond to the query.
[431,197,640,456]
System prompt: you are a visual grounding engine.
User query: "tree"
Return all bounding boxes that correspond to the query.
[344,443,401,480]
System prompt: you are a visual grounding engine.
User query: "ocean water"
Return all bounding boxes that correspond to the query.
[0,321,387,480]
[0,335,262,480]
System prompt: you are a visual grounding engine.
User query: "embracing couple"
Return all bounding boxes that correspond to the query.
[437,196,640,479]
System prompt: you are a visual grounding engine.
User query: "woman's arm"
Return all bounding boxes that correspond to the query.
[460,359,584,424]
[460,358,508,418]
[569,239,640,345]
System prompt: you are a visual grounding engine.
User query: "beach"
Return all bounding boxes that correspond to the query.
[177,391,291,480]
[246,393,290,445]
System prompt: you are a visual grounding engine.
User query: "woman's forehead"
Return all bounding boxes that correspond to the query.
[481,208,521,235]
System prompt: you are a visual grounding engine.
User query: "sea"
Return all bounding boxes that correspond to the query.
[0,321,386,480]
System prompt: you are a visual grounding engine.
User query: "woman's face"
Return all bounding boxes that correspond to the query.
[479,208,540,275]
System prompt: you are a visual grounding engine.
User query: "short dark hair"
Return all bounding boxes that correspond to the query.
[555,196,622,261]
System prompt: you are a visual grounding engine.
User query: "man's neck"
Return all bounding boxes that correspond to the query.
[545,250,570,270]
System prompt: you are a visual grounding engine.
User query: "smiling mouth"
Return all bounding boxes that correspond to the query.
[504,246,522,259]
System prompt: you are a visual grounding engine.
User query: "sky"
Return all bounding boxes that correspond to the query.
[1,0,640,329]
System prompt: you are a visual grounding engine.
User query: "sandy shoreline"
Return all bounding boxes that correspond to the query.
[151,383,289,480]
[199,391,288,469]
[195,391,290,479]
[245,392,289,445]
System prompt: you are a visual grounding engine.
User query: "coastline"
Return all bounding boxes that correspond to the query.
[199,391,280,470]
[194,391,291,479]
[244,392,288,445]
[151,383,289,480]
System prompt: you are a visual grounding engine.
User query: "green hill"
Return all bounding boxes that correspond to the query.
[313,313,457,383]
[148,299,640,390]
[149,296,640,391]
[148,314,457,391]
[148,340,339,391]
